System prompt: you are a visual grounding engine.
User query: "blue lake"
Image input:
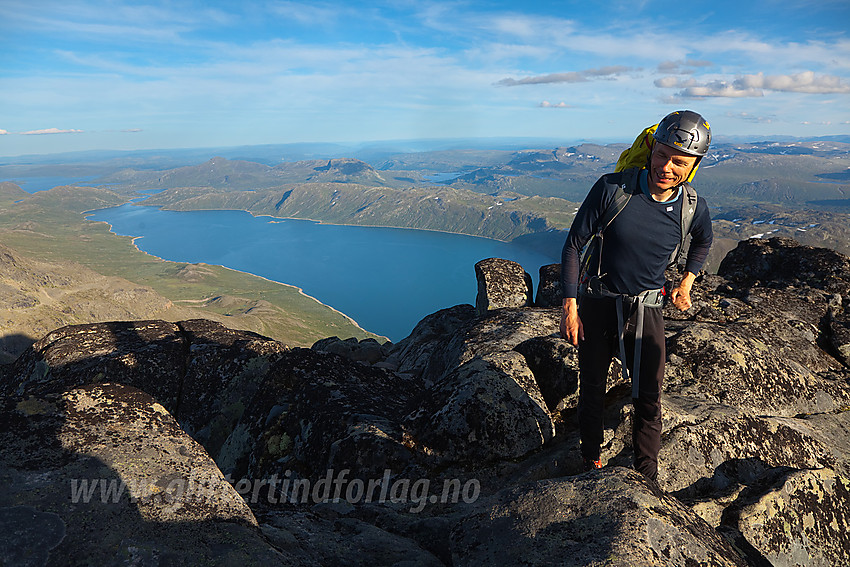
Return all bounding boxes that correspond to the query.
[87,204,559,341]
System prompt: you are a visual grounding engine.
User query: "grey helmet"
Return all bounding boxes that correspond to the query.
[653,110,711,157]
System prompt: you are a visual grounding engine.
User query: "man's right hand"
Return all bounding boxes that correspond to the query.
[560,298,584,346]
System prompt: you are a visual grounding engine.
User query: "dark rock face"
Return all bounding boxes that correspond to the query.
[3,236,850,566]
[718,237,850,294]
[474,257,533,315]
[0,381,286,565]
[4,320,187,406]
[451,468,748,566]
[827,293,850,367]
[312,335,393,366]
[534,262,562,308]
[664,286,849,417]
[408,350,555,463]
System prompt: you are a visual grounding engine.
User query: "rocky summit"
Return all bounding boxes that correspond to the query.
[1,236,849,566]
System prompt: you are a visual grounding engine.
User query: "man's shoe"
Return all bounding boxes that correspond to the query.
[583,457,603,471]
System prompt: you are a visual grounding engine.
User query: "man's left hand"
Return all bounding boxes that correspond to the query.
[670,286,692,311]
[670,271,697,311]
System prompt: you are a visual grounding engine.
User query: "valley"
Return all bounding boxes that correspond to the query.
[0,182,377,360]
[1,136,849,354]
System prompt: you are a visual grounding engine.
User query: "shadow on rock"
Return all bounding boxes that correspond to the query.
[0,320,446,565]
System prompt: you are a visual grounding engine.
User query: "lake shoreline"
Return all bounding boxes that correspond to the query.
[84,213,379,341]
[85,201,555,341]
[140,201,521,244]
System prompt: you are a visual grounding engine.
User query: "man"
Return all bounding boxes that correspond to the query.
[559,110,713,481]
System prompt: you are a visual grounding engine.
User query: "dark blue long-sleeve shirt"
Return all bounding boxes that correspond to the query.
[561,168,713,299]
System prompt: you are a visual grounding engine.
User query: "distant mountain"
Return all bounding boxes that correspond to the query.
[0,137,580,169]
[94,140,850,263]
[437,140,850,206]
[101,157,410,190]
[103,157,277,189]
[711,206,850,256]
[143,181,575,241]
[275,158,392,186]
[5,137,849,271]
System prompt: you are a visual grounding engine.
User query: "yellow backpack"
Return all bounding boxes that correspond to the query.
[615,124,699,182]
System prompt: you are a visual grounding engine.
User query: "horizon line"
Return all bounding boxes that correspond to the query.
[2,133,849,162]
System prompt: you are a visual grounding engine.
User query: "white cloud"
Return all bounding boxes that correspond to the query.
[21,128,84,135]
[700,32,850,72]
[654,76,697,89]
[657,59,713,74]
[268,1,344,27]
[684,81,764,98]
[735,71,850,94]
[0,0,229,43]
[655,72,850,98]
[0,129,8,135]
[497,66,634,86]
[539,101,571,108]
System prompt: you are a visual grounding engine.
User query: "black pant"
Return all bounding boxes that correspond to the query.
[577,296,665,480]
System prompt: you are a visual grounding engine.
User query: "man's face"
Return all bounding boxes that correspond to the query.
[648,143,698,193]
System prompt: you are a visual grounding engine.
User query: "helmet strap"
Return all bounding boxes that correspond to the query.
[643,137,654,169]
[686,156,702,182]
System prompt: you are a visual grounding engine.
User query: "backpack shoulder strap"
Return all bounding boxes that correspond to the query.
[579,168,640,284]
[681,183,697,235]
[597,167,639,234]
[669,183,698,267]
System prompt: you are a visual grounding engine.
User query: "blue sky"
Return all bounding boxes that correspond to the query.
[1,0,849,156]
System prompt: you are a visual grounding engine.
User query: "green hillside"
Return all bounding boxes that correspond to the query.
[143,182,579,241]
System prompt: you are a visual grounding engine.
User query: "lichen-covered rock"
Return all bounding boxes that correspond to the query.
[408,351,554,463]
[665,317,847,416]
[451,467,747,566]
[721,468,850,567]
[407,307,562,385]
[241,348,418,481]
[0,382,289,565]
[403,306,626,414]
[534,263,562,308]
[311,335,390,365]
[3,320,186,407]
[260,509,444,566]
[60,382,257,525]
[659,397,845,495]
[512,334,577,411]
[179,321,290,473]
[827,294,850,366]
[718,236,850,294]
[662,261,849,417]
[173,318,290,461]
[474,257,533,315]
[390,304,477,382]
